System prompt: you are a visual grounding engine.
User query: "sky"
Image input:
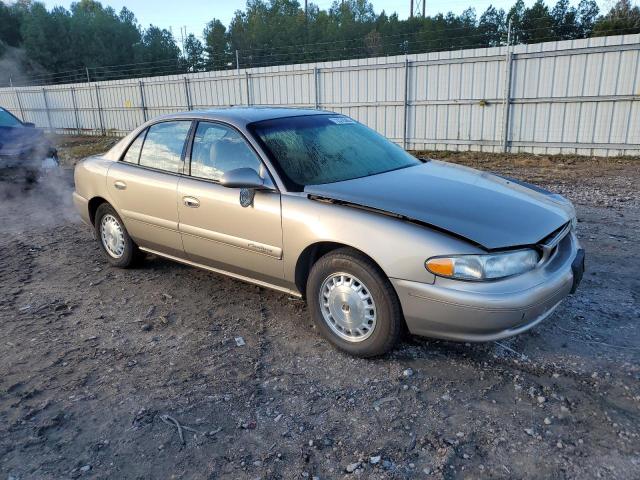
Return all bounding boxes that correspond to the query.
[39,0,616,38]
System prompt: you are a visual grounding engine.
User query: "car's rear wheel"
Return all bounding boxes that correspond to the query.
[94,203,143,268]
[307,248,403,357]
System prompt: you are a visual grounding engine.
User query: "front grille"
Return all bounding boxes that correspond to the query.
[540,222,571,247]
[537,222,571,264]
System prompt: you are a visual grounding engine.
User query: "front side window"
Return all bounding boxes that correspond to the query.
[139,121,191,173]
[122,129,146,164]
[190,122,262,181]
[0,108,23,128]
[249,115,420,191]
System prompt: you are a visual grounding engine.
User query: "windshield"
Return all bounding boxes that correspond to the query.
[0,109,23,128]
[249,115,420,190]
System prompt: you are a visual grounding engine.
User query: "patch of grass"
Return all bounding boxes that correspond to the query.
[51,135,120,166]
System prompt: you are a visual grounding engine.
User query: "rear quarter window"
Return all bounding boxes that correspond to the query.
[121,130,146,164]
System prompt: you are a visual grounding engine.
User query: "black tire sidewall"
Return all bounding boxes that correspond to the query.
[94,203,137,268]
[307,249,402,357]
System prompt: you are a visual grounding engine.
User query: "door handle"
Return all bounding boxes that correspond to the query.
[183,196,200,208]
[113,180,127,190]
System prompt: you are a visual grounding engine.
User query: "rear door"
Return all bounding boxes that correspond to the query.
[177,121,285,286]
[107,120,192,258]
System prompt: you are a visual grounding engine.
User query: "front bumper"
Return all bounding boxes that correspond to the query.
[391,232,583,342]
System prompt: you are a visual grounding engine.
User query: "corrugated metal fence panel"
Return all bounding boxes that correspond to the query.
[321,62,406,141]
[0,89,19,113]
[143,79,186,116]
[43,87,76,131]
[250,70,314,107]
[189,75,245,108]
[509,37,640,156]
[1,33,638,156]
[97,82,144,134]
[409,50,506,152]
[74,86,101,134]
[16,89,50,128]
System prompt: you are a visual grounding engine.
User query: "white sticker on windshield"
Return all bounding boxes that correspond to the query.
[328,116,356,125]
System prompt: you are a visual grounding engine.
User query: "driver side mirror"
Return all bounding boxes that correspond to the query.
[220,168,265,190]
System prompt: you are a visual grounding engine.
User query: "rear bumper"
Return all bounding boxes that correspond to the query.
[72,192,91,226]
[391,232,583,342]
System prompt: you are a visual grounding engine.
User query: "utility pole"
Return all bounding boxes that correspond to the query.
[85,67,91,83]
[410,0,414,18]
[422,0,425,17]
[235,49,240,73]
[304,0,309,41]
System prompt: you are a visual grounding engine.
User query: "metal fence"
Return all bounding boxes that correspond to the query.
[1,33,639,156]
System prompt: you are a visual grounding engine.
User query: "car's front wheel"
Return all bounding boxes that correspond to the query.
[307,248,403,357]
[94,203,143,268]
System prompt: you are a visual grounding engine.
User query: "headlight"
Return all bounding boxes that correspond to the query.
[426,249,540,281]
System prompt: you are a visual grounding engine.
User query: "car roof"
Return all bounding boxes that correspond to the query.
[154,107,332,127]
[103,107,337,164]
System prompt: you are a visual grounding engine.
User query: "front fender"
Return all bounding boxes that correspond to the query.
[281,195,483,287]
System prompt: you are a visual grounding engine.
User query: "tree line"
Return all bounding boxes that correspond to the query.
[1,0,639,86]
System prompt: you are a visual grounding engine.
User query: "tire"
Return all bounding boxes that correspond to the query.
[306,247,403,357]
[94,203,143,268]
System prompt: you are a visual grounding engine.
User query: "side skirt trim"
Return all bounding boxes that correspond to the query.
[139,247,302,298]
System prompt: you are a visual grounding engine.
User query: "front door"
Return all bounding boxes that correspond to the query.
[107,120,192,258]
[177,121,284,286]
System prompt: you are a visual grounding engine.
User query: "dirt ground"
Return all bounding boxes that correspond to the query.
[1,137,638,479]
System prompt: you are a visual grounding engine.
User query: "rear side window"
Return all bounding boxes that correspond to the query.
[139,121,191,173]
[122,130,146,164]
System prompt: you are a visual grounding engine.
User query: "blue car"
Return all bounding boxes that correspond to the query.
[0,107,58,177]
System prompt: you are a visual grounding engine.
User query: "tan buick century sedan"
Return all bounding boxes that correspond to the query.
[73,108,585,357]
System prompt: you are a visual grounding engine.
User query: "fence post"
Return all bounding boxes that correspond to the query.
[183,77,192,110]
[402,57,409,150]
[15,88,25,121]
[42,87,53,131]
[95,84,105,135]
[71,87,80,135]
[314,67,320,109]
[139,80,147,122]
[501,20,513,153]
[501,51,513,153]
[245,71,251,106]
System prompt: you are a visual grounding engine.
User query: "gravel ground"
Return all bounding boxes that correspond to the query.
[0,139,638,479]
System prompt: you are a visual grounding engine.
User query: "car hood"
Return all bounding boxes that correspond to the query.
[304,160,572,250]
